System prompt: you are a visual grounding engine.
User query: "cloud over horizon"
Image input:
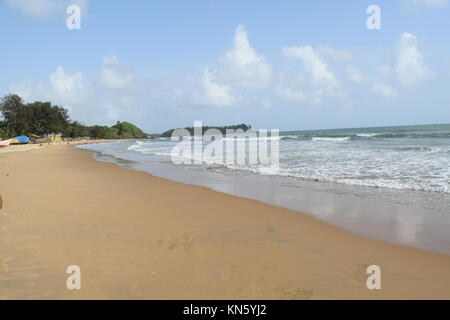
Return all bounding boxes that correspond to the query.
[4,0,89,19]
[218,25,272,89]
[5,26,441,130]
[395,33,435,85]
[193,69,238,108]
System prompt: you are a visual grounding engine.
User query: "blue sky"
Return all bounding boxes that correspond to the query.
[0,0,449,132]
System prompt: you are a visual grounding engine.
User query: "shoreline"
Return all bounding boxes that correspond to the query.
[0,139,137,154]
[1,144,450,299]
[80,140,450,256]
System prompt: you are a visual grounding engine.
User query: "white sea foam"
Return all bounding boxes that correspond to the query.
[220,136,281,142]
[311,137,351,142]
[356,133,379,137]
[87,124,450,198]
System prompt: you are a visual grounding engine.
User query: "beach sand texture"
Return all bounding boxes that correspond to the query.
[0,145,449,299]
[0,144,43,154]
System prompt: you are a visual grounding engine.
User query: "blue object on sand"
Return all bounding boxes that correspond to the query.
[14,136,30,144]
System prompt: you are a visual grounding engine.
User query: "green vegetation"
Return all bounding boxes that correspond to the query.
[0,94,146,140]
[83,122,146,140]
[112,121,146,139]
[161,123,252,138]
[0,94,69,139]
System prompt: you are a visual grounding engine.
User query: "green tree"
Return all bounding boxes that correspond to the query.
[0,94,146,140]
[25,101,70,136]
[0,94,26,137]
[0,127,6,140]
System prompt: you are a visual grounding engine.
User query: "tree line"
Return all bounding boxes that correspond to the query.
[0,94,146,140]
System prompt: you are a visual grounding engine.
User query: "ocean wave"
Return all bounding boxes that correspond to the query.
[311,137,351,142]
[210,165,450,194]
[332,178,450,194]
[392,146,450,153]
[367,132,450,139]
[127,144,142,151]
[220,136,282,142]
[280,135,301,140]
[280,134,376,141]
[356,133,379,137]
[277,131,450,141]
[86,139,450,196]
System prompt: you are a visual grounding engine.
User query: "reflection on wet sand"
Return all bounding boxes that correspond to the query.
[94,154,450,256]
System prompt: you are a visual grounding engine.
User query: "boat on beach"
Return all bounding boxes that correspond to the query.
[11,136,30,145]
[0,139,12,147]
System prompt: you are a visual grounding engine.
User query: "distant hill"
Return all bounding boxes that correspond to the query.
[112,121,146,139]
[161,124,252,138]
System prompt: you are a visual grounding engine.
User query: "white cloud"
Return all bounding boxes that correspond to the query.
[347,66,398,99]
[50,66,84,94]
[278,45,343,105]
[9,80,45,102]
[283,46,339,88]
[10,25,439,128]
[347,32,435,98]
[404,0,448,8]
[10,66,85,103]
[5,0,58,18]
[396,33,434,85]
[218,25,272,88]
[371,81,398,98]
[103,96,136,121]
[316,45,353,62]
[7,58,152,126]
[347,66,364,84]
[5,0,89,19]
[50,65,87,108]
[275,85,307,104]
[9,65,88,118]
[193,69,237,108]
[99,56,134,90]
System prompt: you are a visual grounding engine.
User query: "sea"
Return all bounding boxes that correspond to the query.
[77,123,450,254]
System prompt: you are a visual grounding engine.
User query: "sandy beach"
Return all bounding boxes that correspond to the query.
[0,144,43,154]
[0,144,449,300]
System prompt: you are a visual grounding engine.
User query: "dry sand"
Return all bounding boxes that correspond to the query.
[0,144,449,300]
[0,144,43,154]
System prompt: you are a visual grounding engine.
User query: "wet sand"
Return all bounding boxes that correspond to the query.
[0,144,449,299]
[104,156,450,256]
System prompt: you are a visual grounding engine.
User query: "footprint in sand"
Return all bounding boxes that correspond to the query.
[160,234,197,252]
[220,265,238,281]
[276,281,316,300]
